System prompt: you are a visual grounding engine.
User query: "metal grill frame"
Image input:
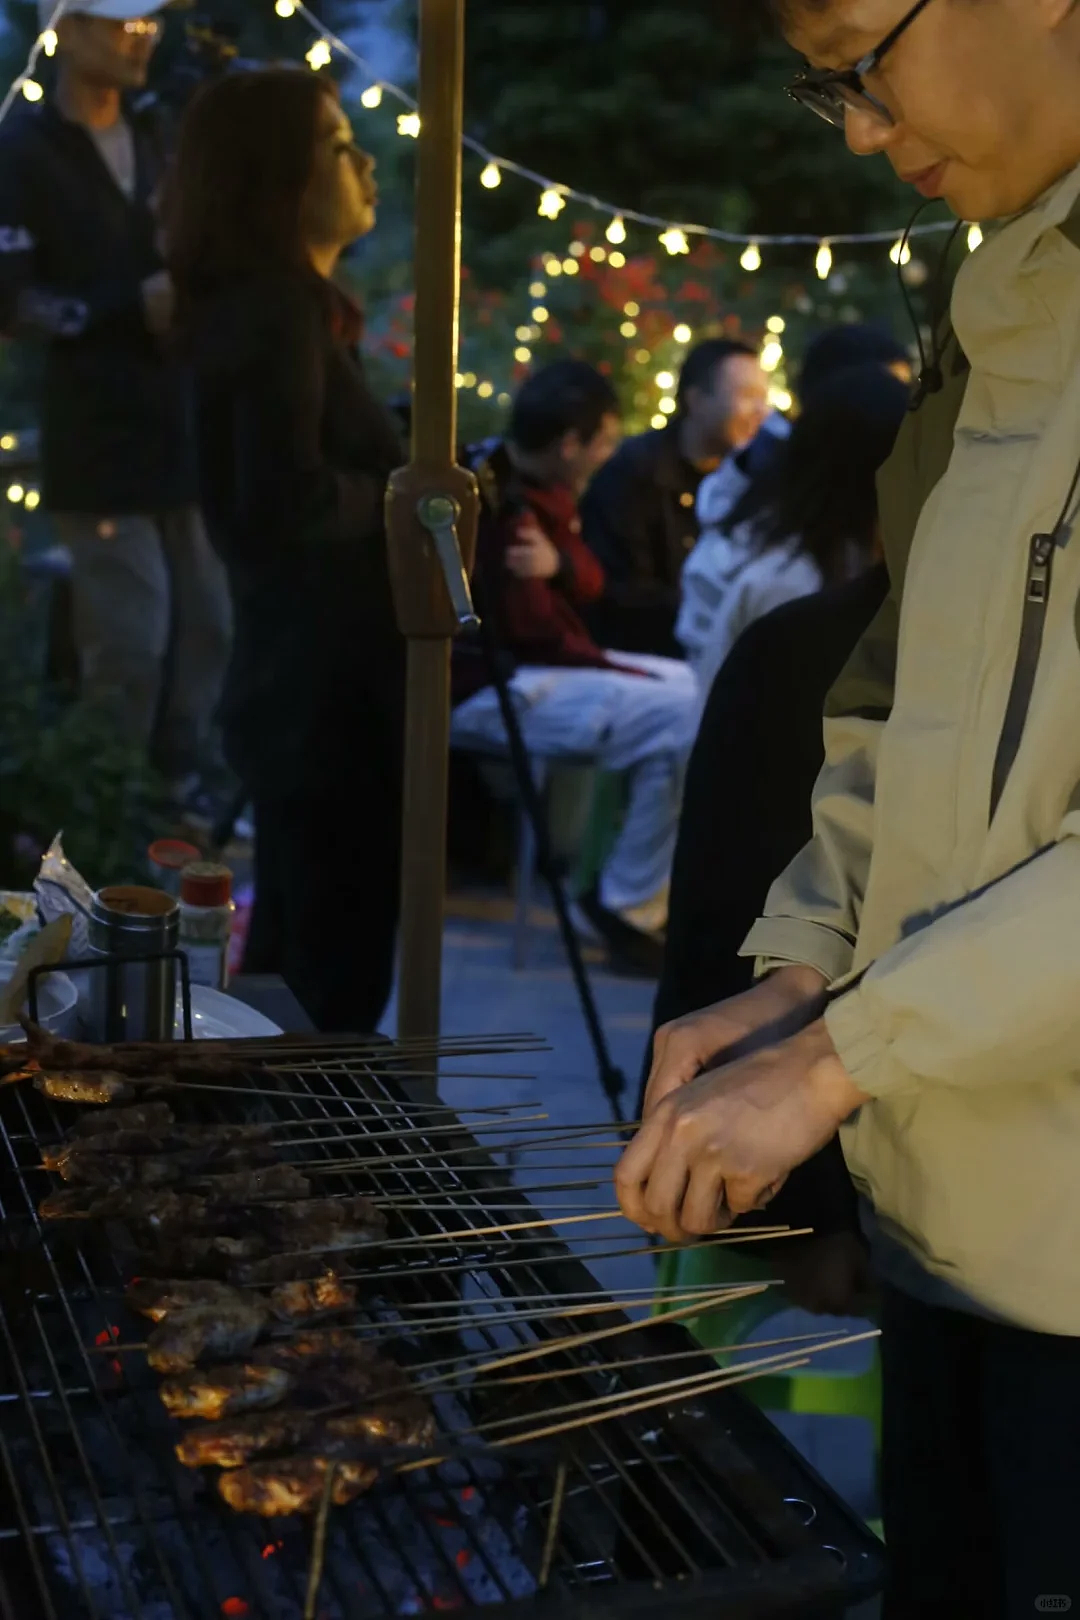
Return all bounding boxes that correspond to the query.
[0,1041,884,1618]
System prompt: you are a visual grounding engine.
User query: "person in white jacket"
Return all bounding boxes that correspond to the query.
[678,364,909,716]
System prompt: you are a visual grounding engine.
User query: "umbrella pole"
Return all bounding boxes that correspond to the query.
[386,0,479,1053]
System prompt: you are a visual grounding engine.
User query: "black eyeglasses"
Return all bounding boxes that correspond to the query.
[787,0,934,128]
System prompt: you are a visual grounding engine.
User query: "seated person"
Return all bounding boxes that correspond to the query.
[689,322,912,615]
[645,565,889,1312]
[677,363,909,715]
[579,340,768,657]
[454,361,697,977]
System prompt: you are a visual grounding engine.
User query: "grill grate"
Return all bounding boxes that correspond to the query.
[0,1041,884,1619]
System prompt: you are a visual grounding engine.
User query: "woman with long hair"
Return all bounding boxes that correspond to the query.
[167,68,404,1031]
[677,362,909,713]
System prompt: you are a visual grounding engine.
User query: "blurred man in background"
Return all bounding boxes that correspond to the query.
[580,338,768,656]
[0,0,230,815]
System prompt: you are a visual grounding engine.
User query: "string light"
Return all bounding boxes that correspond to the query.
[515,324,533,341]
[815,241,833,280]
[5,484,23,503]
[760,339,783,373]
[650,413,667,429]
[623,301,640,317]
[480,161,501,189]
[514,346,532,363]
[673,323,692,344]
[608,251,625,267]
[967,222,983,252]
[397,112,421,138]
[655,371,675,390]
[569,242,586,257]
[360,84,383,108]
[498,392,511,406]
[20,79,43,101]
[538,188,567,219]
[0,435,16,451]
[766,315,785,334]
[740,242,762,272]
[605,216,627,244]
[658,397,677,415]
[634,348,651,364]
[561,258,579,275]
[659,228,690,256]
[532,306,549,322]
[305,38,332,69]
[589,245,606,262]
[529,281,546,297]
[274,0,295,14]
[40,29,57,55]
[23,488,40,510]
[889,237,912,266]
[768,387,793,412]
[620,320,637,337]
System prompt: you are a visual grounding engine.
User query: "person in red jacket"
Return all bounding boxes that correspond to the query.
[454,361,697,976]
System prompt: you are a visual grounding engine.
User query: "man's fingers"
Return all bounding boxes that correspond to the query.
[643,1022,710,1116]
[679,1162,731,1236]
[724,1173,775,1219]
[613,1113,666,1230]
[640,1134,692,1243]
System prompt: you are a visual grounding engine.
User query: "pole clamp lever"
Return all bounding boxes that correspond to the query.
[416,493,480,631]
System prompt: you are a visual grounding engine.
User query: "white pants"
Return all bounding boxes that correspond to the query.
[451,653,696,914]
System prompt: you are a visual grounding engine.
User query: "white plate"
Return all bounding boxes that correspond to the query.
[176,985,283,1040]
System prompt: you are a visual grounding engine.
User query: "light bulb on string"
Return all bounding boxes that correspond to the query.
[650,414,667,430]
[477,382,494,399]
[397,112,421,138]
[889,237,911,266]
[659,228,689,256]
[532,307,549,323]
[760,339,783,374]
[561,258,579,275]
[608,251,625,267]
[768,387,793,413]
[815,241,833,280]
[620,321,636,338]
[967,223,983,252]
[480,162,501,190]
[305,38,332,70]
[360,84,383,108]
[528,281,546,298]
[274,0,295,14]
[740,241,761,273]
[589,246,606,262]
[673,323,692,344]
[20,79,43,102]
[658,397,677,416]
[766,315,785,334]
[538,188,567,220]
[514,346,532,364]
[655,371,675,390]
[569,242,586,257]
[605,216,627,245]
[5,484,24,503]
[623,301,640,317]
[40,28,57,54]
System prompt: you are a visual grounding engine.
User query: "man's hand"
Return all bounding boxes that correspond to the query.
[140,268,175,338]
[644,963,827,1118]
[615,1018,868,1242]
[505,519,561,581]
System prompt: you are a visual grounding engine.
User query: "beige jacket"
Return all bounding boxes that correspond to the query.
[742,165,1080,1334]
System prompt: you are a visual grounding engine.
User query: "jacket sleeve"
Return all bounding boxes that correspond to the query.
[823,812,1080,1095]
[229,287,385,562]
[580,448,678,612]
[739,586,899,984]
[556,525,605,606]
[0,134,144,339]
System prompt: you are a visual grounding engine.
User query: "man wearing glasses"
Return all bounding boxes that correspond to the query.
[0,0,230,815]
[617,0,1080,1610]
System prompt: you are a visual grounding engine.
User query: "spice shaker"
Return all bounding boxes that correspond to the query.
[147,838,201,898]
[87,885,179,1042]
[178,862,234,990]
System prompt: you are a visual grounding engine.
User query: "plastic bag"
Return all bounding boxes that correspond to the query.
[33,834,93,959]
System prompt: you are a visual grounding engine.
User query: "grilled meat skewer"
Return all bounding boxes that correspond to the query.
[35,1071,132,1105]
[21,1024,247,1079]
[175,1384,433,1470]
[125,1272,358,1328]
[160,1332,388,1421]
[52,1142,285,1188]
[43,1122,276,1169]
[148,1299,272,1373]
[70,1103,176,1138]
[218,1454,378,1516]
[40,1169,317,1223]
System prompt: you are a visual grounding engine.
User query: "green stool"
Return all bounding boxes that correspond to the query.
[655,1242,883,1536]
[569,771,628,898]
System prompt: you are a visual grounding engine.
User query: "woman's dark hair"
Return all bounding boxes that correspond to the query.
[166,66,337,316]
[729,363,910,581]
[798,322,909,404]
[509,360,619,452]
[676,338,757,413]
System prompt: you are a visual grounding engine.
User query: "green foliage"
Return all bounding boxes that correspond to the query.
[0,534,165,889]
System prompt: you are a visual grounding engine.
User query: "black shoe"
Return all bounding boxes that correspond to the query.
[571,887,666,979]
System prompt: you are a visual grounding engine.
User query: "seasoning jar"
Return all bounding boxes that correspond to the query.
[87,885,179,1042]
[147,838,202,897]
[178,862,235,991]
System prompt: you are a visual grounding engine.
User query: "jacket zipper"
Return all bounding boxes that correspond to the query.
[988,531,1056,821]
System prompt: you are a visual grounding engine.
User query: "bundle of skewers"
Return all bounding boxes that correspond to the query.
[13,1023,878,1544]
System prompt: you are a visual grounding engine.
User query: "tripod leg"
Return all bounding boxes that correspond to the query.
[476,646,627,1121]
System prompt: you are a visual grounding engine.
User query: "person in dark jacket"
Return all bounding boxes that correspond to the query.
[644,567,888,1310]
[0,0,230,797]
[167,67,404,1032]
[453,362,697,975]
[579,339,769,656]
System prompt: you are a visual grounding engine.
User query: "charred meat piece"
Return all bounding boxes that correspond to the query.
[159,1362,291,1421]
[53,1144,289,1189]
[218,1454,378,1516]
[69,1103,176,1138]
[176,1406,328,1469]
[35,1071,130,1105]
[147,1299,272,1373]
[40,1186,188,1227]
[22,1025,248,1080]
[126,1278,247,1323]
[268,1273,358,1322]
[47,1122,275,1167]
[325,1395,435,1451]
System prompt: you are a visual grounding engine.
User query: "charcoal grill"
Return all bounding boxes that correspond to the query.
[0,1039,884,1618]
